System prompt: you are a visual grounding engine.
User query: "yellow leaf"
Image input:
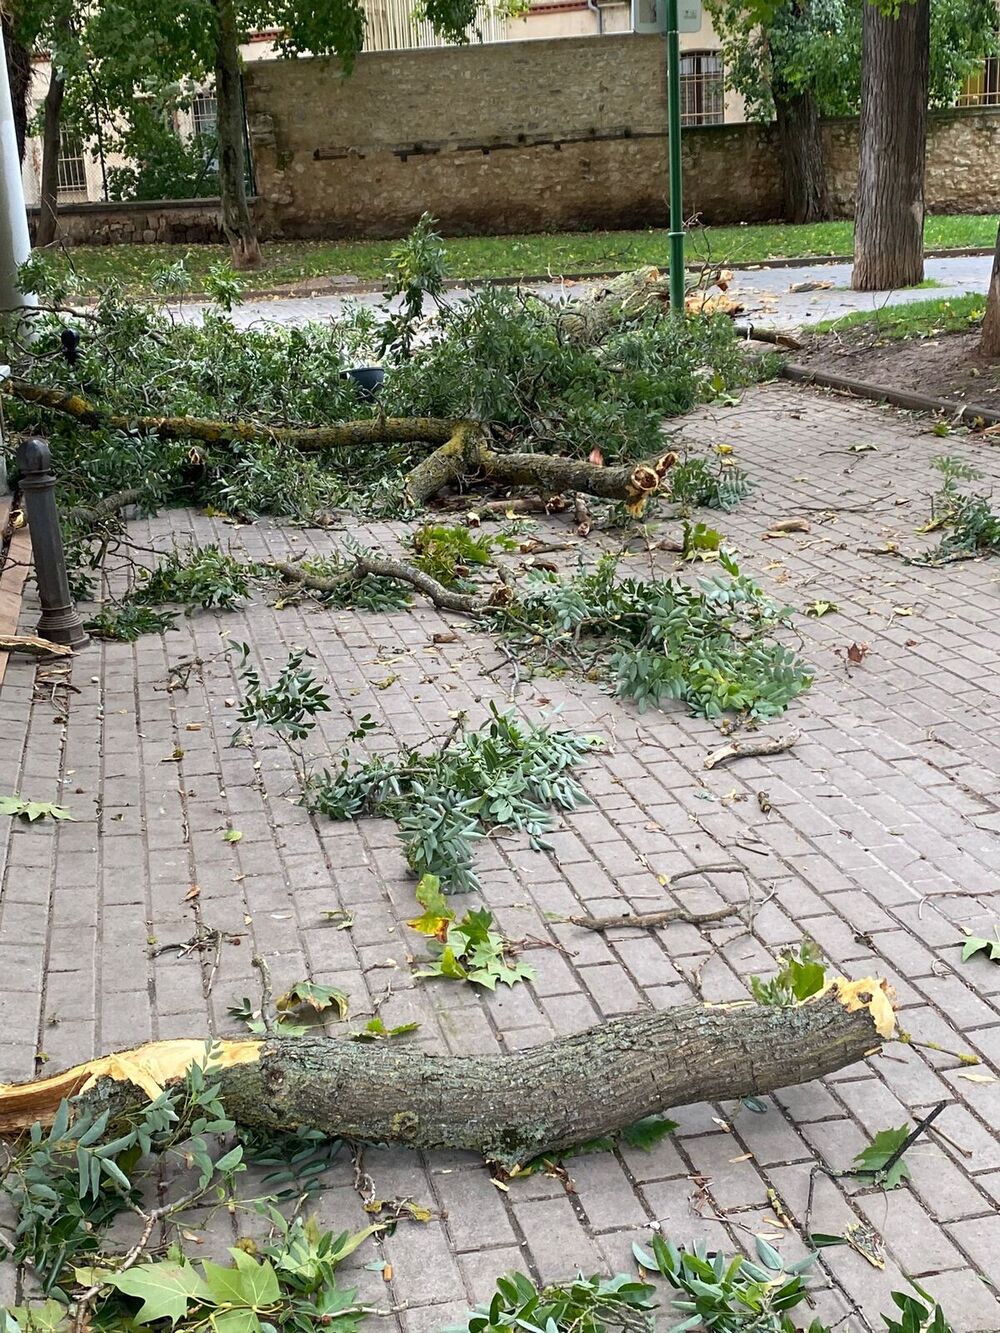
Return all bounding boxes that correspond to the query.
[955,1070,996,1084]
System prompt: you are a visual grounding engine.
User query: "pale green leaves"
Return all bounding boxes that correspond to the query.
[960,929,1000,963]
[0,795,74,823]
[106,1261,210,1325]
[408,874,534,990]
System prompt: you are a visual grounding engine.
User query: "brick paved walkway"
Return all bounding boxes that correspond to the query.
[2,382,1000,1330]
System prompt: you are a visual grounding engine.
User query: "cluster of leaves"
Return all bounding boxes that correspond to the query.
[230,978,350,1037]
[378,212,448,358]
[233,644,333,743]
[0,1052,243,1300]
[409,523,513,590]
[0,795,74,823]
[379,287,759,466]
[84,602,179,642]
[749,940,827,1007]
[921,455,1000,563]
[457,1243,955,1333]
[496,553,811,720]
[407,874,534,989]
[304,704,600,892]
[669,455,751,513]
[133,545,255,610]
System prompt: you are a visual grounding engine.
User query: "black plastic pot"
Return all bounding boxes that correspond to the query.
[342,367,385,402]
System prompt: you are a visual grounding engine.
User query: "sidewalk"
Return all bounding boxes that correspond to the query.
[177,253,994,334]
[2,382,1000,1330]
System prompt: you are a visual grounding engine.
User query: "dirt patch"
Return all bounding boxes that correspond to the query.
[791,327,1000,412]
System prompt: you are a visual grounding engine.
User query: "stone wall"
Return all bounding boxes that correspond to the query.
[243,35,1000,239]
[27,198,230,247]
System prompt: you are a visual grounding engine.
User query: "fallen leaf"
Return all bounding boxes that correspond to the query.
[185,723,202,732]
[805,600,838,617]
[765,518,810,536]
[432,632,458,644]
[184,884,200,902]
[789,279,834,292]
[846,642,870,664]
[223,829,243,844]
[955,1070,996,1084]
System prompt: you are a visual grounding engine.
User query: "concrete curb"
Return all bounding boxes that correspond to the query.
[779,360,1000,427]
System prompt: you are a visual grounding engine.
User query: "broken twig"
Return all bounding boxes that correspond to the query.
[704,731,800,771]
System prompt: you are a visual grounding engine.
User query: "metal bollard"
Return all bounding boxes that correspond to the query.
[15,437,89,649]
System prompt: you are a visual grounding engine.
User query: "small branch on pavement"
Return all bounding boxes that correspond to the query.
[704,732,800,770]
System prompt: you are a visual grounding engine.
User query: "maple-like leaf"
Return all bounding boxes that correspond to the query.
[107,1261,209,1325]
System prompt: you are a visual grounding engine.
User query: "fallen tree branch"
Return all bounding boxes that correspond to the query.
[0,634,73,658]
[66,488,148,530]
[9,378,681,514]
[0,979,895,1170]
[271,552,490,616]
[704,731,800,770]
[6,378,456,452]
[568,903,740,932]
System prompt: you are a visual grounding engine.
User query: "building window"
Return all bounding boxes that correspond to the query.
[190,93,218,138]
[956,54,1000,106]
[56,135,88,199]
[679,51,724,126]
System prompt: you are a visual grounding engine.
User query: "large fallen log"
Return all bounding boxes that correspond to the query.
[7,378,679,512]
[0,978,893,1169]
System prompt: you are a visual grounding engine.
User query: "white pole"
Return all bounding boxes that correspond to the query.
[0,23,35,315]
[0,24,36,496]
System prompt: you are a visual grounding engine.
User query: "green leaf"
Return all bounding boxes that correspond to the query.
[275,981,349,1020]
[0,795,75,822]
[854,1125,912,1189]
[211,1312,262,1333]
[350,1017,421,1041]
[203,1251,281,1310]
[621,1116,679,1151]
[805,600,837,617]
[108,1261,210,1324]
[223,829,243,843]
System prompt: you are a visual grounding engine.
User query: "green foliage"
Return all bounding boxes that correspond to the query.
[408,875,535,989]
[921,456,1000,562]
[633,1234,821,1333]
[881,1284,953,1333]
[0,1050,242,1298]
[681,521,725,562]
[451,1270,657,1333]
[134,545,255,610]
[669,455,751,513]
[853,1125,912,1190]
[233,644,332,743]
[750,941,827,1007]
[0,796,74,823]
[303,705,600,892]
[497,553,811,721]
[84,603,178,641]
[409,522,512,589]
[379,212,448,357]
[104,99,219,202]
[380,288,757,466]
[960,928,1000,963]
[705,0,998,128]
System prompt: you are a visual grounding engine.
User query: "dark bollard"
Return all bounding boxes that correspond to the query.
[15,437,89,649]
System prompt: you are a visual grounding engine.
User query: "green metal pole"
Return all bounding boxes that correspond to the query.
[665,0,685,313]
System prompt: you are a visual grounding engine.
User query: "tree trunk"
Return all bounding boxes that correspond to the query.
[980,223,1000,359]
[35,55,66,248]
[773,86,831,224]
[852,0,929,291]
[214,0,261,270]
[0,982,893,1169]
[2,12,31,164]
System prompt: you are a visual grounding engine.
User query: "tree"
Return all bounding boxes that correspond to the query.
[2,9,32,163]
[707,0,996,227]
[852,0,929,290]
[981,226,1000,357]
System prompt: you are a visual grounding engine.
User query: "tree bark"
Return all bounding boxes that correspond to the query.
[214,0,261,270]
[35,51,67,248]
[7,380,679,512]
[773,86,831,224]
[980,222,1000,359]
[852,0,929,292]
[0,981,893,1168]
[3,12,31,164]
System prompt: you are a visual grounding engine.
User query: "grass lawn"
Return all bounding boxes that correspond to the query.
[811,293,986,339]
[47,213,998,296]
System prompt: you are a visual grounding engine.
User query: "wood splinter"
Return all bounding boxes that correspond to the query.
[704,731,800,770]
